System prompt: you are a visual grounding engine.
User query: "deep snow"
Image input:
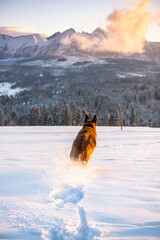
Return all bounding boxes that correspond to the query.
[0,82,26,96]
[0,127,160,240]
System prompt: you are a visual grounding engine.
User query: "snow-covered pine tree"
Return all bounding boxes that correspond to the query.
[107,113,110,126]
[76,106,82,125]
[83,106,88,116]
[9,109,19,126]
[29,106,41,125]
[41,104,49,125]
[47,103,53,125]
[98,117,103,126]
[29,106,36,126]
[18,106,29,126]
[35,106,41,126]
[61,104,72,126]
[140,117,144,126]
[72,103,78,126]
[0,108,4,126]
[126,119,130,126]
[47,115,53,126]
[53,102,60,125]
[148,117,152,127]
[114,105,123,126]
[72,103,82,125]
[130,107,138,126]
[123,118,126,127]
[83,105,92,119]
[109,113,114,126]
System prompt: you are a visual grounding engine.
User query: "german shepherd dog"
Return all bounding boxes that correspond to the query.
[70,114,97,163]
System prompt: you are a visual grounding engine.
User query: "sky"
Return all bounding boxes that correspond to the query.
[0,0,160,42]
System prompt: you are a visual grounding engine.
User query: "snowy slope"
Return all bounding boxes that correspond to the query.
[0,34,47,57]
[0,82,26,96]
[0,126,160,240]
[38,28,76,56]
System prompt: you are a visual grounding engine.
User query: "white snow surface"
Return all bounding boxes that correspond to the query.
[0,82,26,96]
[117,72,146,78]
[0,34,47,55]
[0,126,160,240]
[20,57,106,68]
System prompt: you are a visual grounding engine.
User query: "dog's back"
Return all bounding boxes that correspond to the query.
[70,114,97,163]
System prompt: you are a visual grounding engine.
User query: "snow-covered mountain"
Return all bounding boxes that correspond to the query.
[0,28,160,61]
[0,33,47,57]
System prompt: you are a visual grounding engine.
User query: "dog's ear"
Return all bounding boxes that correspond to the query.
[84,114,90,122]
[92,115,97,124]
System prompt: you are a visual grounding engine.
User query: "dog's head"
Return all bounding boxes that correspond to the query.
[83,114,97,129]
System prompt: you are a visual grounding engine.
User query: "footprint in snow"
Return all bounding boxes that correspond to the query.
[49,184,85,208]
[48,205,101,240]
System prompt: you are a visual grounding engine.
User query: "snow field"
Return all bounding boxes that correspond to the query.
[0,126,160,239]
[0,82,26,96]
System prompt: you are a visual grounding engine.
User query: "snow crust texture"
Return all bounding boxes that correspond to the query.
[0,126,160,239]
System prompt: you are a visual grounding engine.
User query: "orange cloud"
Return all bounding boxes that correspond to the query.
[0,27,35,36]
[152,8,160,22]
[61,0,160,54]
[105,0,154,53]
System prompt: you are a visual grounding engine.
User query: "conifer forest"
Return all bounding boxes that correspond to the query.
[0,57,160,127]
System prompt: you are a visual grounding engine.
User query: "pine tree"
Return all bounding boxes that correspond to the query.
[47,115,53,126]
[109,113,114,126]
[72,103,82,125]
[98,117,103,126]
[35,106,41,126]
[148,117,152,127]
[0,108,4,126]
[126,119,130,126]
[107,113,110,126]
[130,107,138,126]
[41,104,49,125]
[83,106,90,117]
[29,106,36,126]
[123,118,126,127]
[29,106,41,126]
[102,114,107,126]
[76,106,82,125]
[72,103,78,126]
[9,109,19,126]
[48,103,53,114]
[53,102,60,125]
[48,103,53,125]
[61,104,72,126]
[114,105,123,126]
[140,117,144,126]
[18,106,29,126]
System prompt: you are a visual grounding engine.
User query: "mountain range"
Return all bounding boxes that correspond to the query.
[0,28,160,61]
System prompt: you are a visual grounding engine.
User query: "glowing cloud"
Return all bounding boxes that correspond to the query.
[61,0,160,54]
[0,27,35,36]
[105,0,156,53]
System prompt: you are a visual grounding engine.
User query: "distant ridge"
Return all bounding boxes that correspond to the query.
[0,28,160,61]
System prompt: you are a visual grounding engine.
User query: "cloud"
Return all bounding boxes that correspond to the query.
[61,0,160,54]
[152,8,160,23]
[105,0,155,53]
[0,27,35,36]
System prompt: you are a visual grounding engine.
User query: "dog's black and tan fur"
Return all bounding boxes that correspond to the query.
[70,114,97,163]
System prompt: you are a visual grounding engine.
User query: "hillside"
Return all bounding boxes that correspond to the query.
[0,56,160,127]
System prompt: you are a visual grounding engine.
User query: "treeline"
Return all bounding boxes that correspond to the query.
[0,103,153,127]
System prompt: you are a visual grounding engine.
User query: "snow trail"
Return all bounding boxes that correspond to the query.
[0,127,160,239]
